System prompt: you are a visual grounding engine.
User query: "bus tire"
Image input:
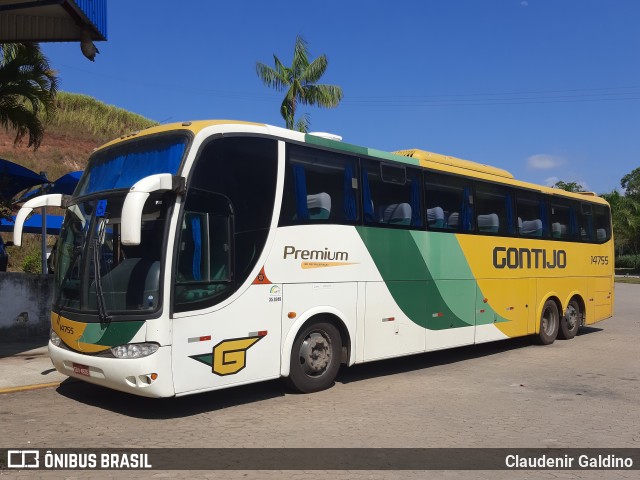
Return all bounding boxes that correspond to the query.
[559,299,581,340]
[536,299,559,345]
[286,321,342,393]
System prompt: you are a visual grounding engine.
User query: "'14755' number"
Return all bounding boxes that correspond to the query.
[591,256,609,265]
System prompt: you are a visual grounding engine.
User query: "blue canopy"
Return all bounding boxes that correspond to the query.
[0,158,48,201]
[48,171,82,195]
[18,171,83,202]
[0,214,64,235]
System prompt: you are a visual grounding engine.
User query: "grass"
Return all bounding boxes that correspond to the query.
[51,92,158,140]
[4,233,56,274]
[1,92,159,179]
[615,254,640,271]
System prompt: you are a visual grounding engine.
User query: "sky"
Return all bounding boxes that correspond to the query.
[40,0,640,194]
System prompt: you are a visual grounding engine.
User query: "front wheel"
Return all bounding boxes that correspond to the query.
[559,299,581,340]
[536,299,559,345]
[286,322,342,393]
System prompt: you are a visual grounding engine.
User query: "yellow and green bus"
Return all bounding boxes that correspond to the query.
[14,120,614,397]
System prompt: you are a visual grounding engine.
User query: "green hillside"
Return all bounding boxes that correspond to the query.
[1,92,158,272]
[1,91,158,181]
[51,92,158,141]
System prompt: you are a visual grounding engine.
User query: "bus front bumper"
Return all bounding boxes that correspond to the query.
[48,341,175,398]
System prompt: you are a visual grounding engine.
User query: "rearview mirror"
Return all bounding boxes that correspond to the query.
[121,174,185,245]
[13,194,68,246]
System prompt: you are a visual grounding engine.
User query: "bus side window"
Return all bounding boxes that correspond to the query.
[516,191,548,238]
[178,212,230,283]
[280,146,359,225]
[550,199,578,241]
[425,172,474,232]
[592,204,610,242]
[579,203,595,241]
[175,191,232,307]
[475,182,515,235]
[362,161,422,228]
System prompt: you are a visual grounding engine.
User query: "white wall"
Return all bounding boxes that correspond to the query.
[0,272,52,337]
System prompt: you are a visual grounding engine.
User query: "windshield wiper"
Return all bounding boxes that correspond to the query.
[93,230,111,323]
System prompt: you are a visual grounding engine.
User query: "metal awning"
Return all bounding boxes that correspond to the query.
[0,158,48,201]
[17,170,82,202]
[0,160,77,273]
[0,0,106,42]
[0,213,63,235]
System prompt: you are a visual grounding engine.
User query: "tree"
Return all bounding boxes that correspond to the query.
[256,36,343,132]
[602,167,640,256]
[621,167,640,198]
[553,180,585,192]
[0,43,58,150]
[601,190,640,255]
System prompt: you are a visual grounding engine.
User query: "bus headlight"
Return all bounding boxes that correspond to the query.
[111,343,159,359]
[50,329,62,347]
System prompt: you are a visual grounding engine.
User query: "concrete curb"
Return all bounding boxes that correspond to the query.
[0,343,69,391]
[0,381,62,395]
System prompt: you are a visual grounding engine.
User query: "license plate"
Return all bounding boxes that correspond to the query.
[72,363,90,377]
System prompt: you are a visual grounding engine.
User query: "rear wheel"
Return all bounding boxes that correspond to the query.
[536,299,559,345]
[559,299,581,340]
[286,322,341,393]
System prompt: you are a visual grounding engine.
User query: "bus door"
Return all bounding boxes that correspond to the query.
[171,285,283,395]
[170,208,282,394]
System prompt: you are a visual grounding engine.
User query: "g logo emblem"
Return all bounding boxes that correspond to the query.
[212,337,262,376]
[190,335,266,376]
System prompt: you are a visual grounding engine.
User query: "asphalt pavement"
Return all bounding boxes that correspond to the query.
[0,283,637,480]
[0,278,635,394]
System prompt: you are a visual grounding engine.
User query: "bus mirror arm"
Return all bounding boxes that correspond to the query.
[121,173,185,246]
[13,194,68,247]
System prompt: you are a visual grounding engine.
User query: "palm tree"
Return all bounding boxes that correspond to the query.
[256,36,342,132]
[0,43,58,150]
[601,190,640,255]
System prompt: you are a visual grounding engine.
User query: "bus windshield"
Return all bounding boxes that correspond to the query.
[54,193,170,319]
[52,133,189,319]
[75,134,188,196]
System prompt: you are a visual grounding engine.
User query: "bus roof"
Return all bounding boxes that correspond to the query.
[96,119,609,206]
[97,120,266,150]
[393,148,514,179]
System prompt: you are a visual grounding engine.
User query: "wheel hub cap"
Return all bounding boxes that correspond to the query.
[566,306,578,329]
[300,332,331,376]
[542,308,554,335]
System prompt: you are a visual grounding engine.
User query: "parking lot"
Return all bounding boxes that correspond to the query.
[1,283,638,479]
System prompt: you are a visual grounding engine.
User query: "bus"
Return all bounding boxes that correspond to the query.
[13,120,614,398]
